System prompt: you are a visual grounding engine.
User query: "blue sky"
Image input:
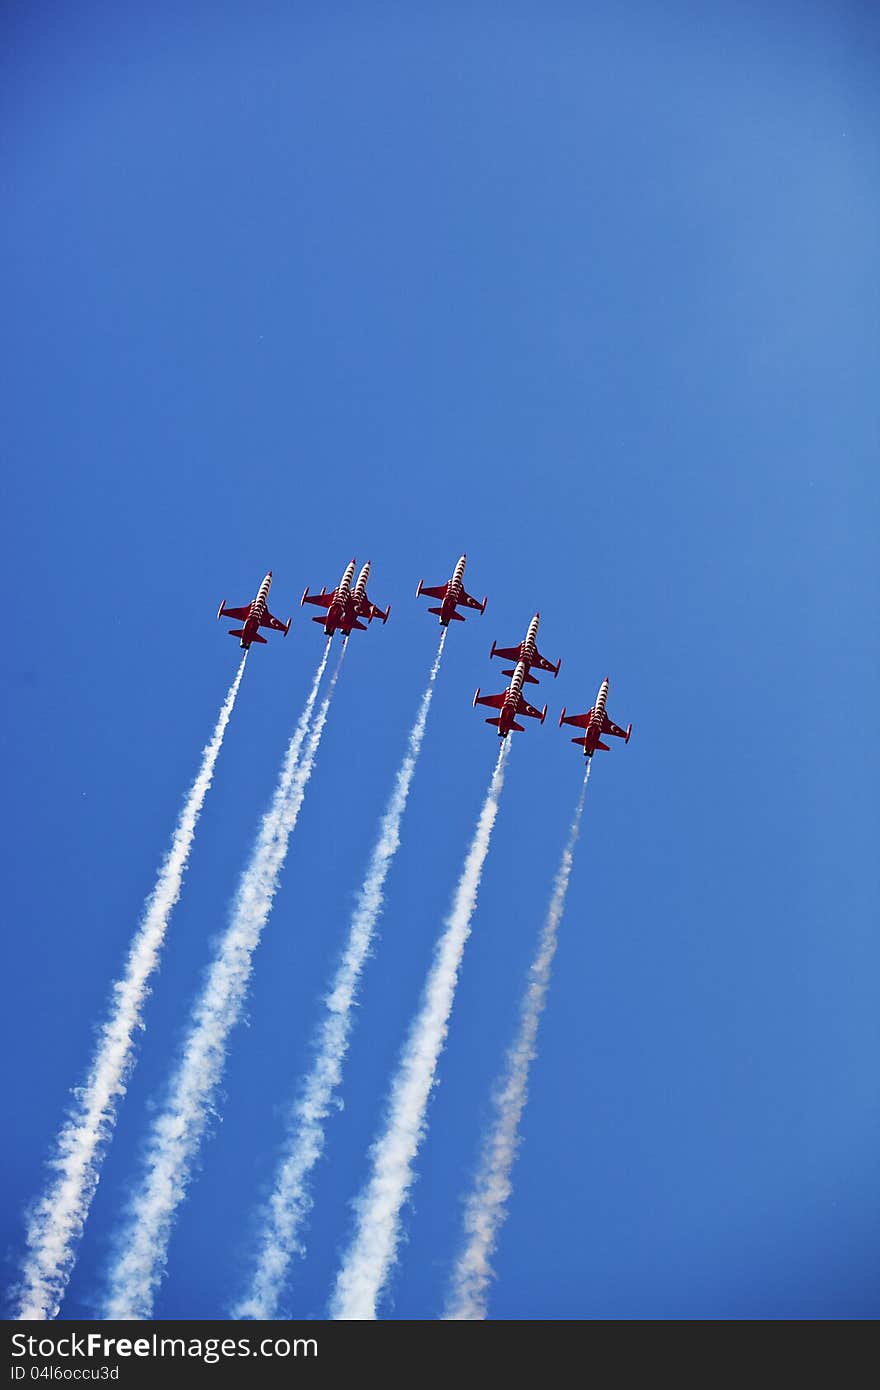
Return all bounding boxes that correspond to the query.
[2,1,878,1319]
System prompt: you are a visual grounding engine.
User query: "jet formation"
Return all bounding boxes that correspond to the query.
[301,559,390,637]
[473,612,559,736]
[218,557,632,760]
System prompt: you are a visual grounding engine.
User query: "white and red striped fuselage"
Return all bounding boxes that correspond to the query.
[520,614,540,666]
[436,555,467,624]
[239,572,272,647]
[584,678,610,753]
[497,661,528,736]
[253,573,271,616]
[351,561,370,608]
[324,559,356,634]
[336,560,356,603]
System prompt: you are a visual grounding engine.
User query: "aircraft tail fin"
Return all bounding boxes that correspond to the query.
[503,666,537,683]
[596,740,610,751]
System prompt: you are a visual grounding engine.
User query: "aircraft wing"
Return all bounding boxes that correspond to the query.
[260,609,289,633]
[516,695,545,720]
[459,589,484,611]
[475,691,506,709]
[220,604,252,621]
[562,709,592,729]
[353,594,383,621]
[602,713,629,740]
[302,591,334,608]
[419,583,448,600]
[532,647,559,674]
[491,644,522,662]
[365,593,390,622]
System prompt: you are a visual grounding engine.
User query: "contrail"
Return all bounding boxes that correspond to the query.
[103,640,342,1320]
[444,763,591,1320]
[14,656,248,1321]
[234,630,448,1319]
[331,739,511,1320]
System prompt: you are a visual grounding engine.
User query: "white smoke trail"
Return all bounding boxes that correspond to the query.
[331,739,511,1320]
[103,641,342,1320]
[14,657,248,1322]
[444,763,591,1320]
[234,630,448,1319]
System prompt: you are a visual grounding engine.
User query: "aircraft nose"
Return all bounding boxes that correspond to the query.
[268,570,273,577]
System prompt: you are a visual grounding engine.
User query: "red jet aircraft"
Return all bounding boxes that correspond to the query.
[217,571,291,650]
[474,659,548,737]
[416,554,487,625]
[559,678,632,757]
[490,612,561,683]
[301,559,390,637]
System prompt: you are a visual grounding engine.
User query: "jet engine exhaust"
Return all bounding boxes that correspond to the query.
[103,641,343,1319]
[234,629,449,1319]
[444,763,591,1320]
[15,655,249,1321]
[330,738,511,1320]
